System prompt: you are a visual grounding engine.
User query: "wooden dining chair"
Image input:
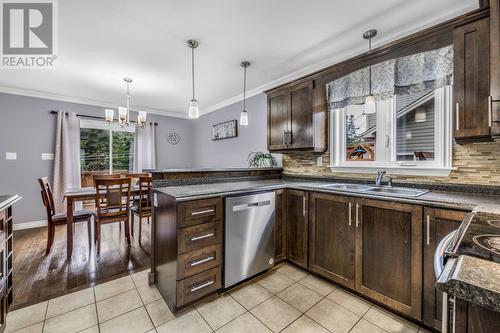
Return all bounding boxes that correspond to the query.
[93,177,132,254]
[130,176,152,244]
[38,177,94,255]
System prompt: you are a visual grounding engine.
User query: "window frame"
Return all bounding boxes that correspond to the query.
[80,119,135,174]
[329,86,453,176]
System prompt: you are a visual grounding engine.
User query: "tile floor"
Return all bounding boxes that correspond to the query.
[6,263,432,333]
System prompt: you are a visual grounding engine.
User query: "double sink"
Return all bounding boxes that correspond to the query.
[318,183,429,197]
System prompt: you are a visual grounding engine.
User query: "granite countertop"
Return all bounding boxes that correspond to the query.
[0,194,21,211]
[437,255,500,313]
[155,179,500,212]
[147,167,283,173]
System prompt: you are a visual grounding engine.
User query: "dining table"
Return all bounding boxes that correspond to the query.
[64,185,140,257]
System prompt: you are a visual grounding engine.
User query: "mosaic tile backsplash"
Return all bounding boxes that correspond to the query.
[283,141,500,186]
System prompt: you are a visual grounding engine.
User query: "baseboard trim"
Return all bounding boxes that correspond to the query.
[13,220,47,231]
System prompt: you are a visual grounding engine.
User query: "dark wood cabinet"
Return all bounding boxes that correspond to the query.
[422,208,467,330]
[454,299,500,333]
[454,17,491,142]
[266,80,327,152]
[274,189,287,263]
[286,190,309,269]
[490,0,500,136]
[309,193,356,289]
[355,199,423,320]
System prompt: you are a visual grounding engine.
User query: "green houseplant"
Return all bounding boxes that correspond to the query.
[247,152,278,168]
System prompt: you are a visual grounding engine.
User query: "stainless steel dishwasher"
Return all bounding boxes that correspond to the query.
[224,192,275,288]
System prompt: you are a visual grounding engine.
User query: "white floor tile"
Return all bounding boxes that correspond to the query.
[96,289,143,322]
[43,304,97,333]
[100,307,153,333]
[6,302,47,332]
[94,275,135,301]
[46,288,95,319]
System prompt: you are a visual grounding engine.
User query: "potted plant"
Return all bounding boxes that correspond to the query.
[247,152,278,168]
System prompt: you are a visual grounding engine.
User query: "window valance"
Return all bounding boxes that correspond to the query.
[327,45,453,110]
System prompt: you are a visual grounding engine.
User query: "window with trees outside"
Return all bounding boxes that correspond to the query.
[80,119,135,187]
[330,86,453,176]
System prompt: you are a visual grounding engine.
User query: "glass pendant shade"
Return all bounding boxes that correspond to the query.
[118,107,128,126]
[364,95,377,114]
[240,110,248,126]
[137,111,147,126]
[188,100,199,119]
[104,109,114,123]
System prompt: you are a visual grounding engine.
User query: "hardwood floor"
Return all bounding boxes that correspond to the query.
[11,217,151,310]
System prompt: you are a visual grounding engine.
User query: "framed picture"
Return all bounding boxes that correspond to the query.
[212,119,238,140]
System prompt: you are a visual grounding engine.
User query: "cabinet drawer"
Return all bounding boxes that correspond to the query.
[177,245,221,280]
[177,267,221,307]
[178,221,221,254]
[178,198,222,227]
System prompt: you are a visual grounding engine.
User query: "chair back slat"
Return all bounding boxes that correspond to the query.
[138,176,152,212]
[38,177,55,217]
[94,177,131,220]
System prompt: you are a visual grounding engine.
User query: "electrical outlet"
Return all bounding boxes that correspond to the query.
[317,156,323,166]
[5,152,17,160]
[41,153,54,160]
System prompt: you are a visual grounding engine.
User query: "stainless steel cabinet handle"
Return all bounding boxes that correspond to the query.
[190,233,215,242]
[355,203,360,228]
[190,255,215,267]
[191,209,214,216]
[348,202,352,226]
[455,102,460,131]
[489,96,492,127]
[302,196,307,216]
[283,131,286,145]
[190,279,214,293]
[426,215,431,246]
[288,131,292,145]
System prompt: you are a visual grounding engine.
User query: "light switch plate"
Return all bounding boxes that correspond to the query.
[41,153,54,160]
[317,156,323,167]
[5,152,17,160]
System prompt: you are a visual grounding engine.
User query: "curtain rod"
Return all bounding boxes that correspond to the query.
[49,110,158,126]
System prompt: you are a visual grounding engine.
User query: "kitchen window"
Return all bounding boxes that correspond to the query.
[80,119,135,187]
[330,86,453,176]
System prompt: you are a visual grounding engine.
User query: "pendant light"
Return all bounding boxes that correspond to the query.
[104,77,147,126]
[240,61,250,126]
[187,39,200,119]
[363,29,377,115]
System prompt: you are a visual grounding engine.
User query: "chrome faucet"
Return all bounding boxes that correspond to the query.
[375,171,385,186]
[375,171,393,187]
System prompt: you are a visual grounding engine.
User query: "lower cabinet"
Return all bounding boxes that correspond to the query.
[355,199,423,320]
[422,208,467,330]
[455,299,500,333]
[309,192,356,289]
[275,189,287,263]
[286,189,309,269]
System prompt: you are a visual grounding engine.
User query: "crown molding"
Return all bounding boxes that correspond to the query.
[0,85,189,119]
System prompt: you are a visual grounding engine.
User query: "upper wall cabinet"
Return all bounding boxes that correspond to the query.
[266,80,327,152]
[491,0,500,136]
[453,17,491,142]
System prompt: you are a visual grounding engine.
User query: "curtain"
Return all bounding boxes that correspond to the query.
[133,124,156,173]
[327,45,453,110]
[52,111,81,213]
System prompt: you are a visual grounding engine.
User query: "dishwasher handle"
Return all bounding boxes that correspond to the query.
[232,200,271,212]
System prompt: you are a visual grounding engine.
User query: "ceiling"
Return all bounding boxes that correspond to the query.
[0,0,478,118]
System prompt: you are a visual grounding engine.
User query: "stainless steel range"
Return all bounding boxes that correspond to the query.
[434,211,500,332]
[224,192,275,288]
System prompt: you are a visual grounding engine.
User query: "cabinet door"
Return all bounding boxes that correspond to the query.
[454,17,491,141]
[289,81,314,149]
[268,90,289,150]
[286,190,308,269]
[454,299,500,333]
[423,208,466,330]
[274,189,287,263]
[491,0,500,136]
[309,193,355,289]
[355,199,422,319]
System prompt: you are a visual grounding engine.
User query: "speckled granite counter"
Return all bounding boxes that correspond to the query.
[437,256,500,313]
[155,179,500,212]
[0,194,21,211]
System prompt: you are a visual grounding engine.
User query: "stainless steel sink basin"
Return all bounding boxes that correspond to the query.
[318,183,371,191]
[363,186,429,197]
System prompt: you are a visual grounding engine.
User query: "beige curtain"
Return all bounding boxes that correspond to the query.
[52,111,81,213]
[133,124,156,173]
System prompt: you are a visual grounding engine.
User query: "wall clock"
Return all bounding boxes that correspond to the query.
[167,132,181,145]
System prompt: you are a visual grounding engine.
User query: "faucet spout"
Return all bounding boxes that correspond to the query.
[375,171,386,186]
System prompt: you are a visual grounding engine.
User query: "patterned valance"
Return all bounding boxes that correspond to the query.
[327,45,453,110]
